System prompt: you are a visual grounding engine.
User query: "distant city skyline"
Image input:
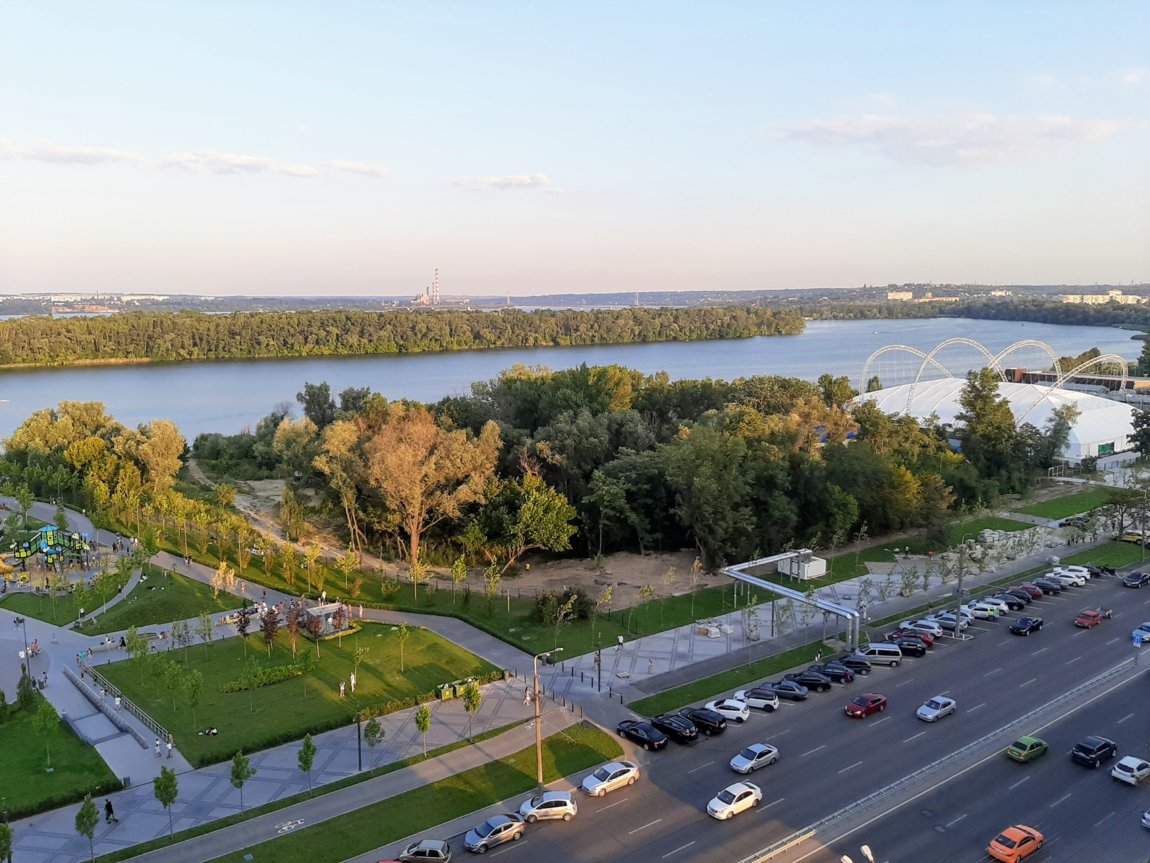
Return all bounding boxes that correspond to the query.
[1,2,1147,297]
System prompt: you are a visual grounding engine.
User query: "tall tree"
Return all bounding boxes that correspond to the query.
[313,421,368,558]
[475,472,578,575]
[230,751,257,812]
[153,766,179,836]
[297,382,337,429]
[954,368,1022,491]
[363,403,501,567]
[33,698,59,770]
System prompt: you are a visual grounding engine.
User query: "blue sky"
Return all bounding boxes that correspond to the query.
[1,1,1146,297]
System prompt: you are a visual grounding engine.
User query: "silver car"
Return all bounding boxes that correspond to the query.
[518,790,577,822]
[580,760,640,797]
[463,814,525,853]
[729,742,779,774]
[397,839,453,863]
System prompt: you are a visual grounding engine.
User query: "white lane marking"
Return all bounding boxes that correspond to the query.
[801,744,827,757]
[1118,713,1135,724]
[771,728,791,736]
[629,818,662,835]
[967,702,986,713]
[904,731,927,743]
[662,841,696,858]
[1067,655,1082,664]
[1095,811,1116,827]
[895,679,916,687]
[491,840,527,857]
[597,797,630,813]
[1020,678,1038,688]
[762,797,785,810]
[687,761,715,774]
[1010,776,1031,791]
[1050,792,1072,808]
[1106,637,1121,645]
[838,760,863,775]
[1030,647,1048,655]
[872,715,892,726]
[984,667,1003,677]
[946,813,967,828]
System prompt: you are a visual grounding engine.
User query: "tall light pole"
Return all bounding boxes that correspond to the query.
[533,648,562,784]
[13,617,29,669]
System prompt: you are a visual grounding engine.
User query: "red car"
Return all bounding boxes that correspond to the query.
[845,693,888,718]
[891,628,934,647]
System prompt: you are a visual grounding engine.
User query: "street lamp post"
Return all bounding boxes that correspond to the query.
[13,617,29,669]
[533,648,563,784]
[595,634,602,693]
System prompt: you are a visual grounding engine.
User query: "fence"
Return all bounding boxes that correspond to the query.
[77,661,169,744]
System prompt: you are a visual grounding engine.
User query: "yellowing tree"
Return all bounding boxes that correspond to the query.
[363,404,500,567]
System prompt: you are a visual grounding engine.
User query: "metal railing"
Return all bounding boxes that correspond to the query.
[77,661,169,744]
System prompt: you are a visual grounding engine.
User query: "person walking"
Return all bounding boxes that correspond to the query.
[114,695,121,711]
[349,671,356,693]
[104,799,118,824]
[339,680,346,699]
[154,738,162,758]
[616,634,624,653]
[166,734,174,759]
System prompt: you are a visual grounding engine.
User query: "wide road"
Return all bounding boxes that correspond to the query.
[454,570,1150,863]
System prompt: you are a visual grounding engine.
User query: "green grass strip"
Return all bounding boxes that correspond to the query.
[1015,488,1110,519]
[203,724,622,863]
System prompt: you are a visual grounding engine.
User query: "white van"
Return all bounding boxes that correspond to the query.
[854,643,903,667]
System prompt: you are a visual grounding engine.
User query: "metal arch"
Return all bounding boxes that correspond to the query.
[1015,354,1130,424]
[908,338,1004,414]
[991,340,1063,378]
[859,344,954,395]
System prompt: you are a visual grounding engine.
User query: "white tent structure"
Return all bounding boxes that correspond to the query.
[857,379,1136,463]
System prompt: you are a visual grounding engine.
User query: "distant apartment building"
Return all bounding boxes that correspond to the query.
[1060,290,1143,305]
[886,290,914,301]
[990,289,1013,297]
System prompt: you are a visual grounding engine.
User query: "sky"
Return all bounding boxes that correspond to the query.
[0,1,1147,297]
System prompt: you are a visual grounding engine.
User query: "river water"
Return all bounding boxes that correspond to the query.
[0,317,1138,441]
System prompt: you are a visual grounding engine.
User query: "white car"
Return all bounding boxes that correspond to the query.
[707,781,762,819]
[915,695,956,722]
[1133,622,1150,641]
[729,743,779,774]
[1057,565,1092,579]
[901,619,943,638]
[965,602,999,620]
[976,597,1011,615]
[1112,756,1150,785]
[733,689,780,712]
[705,699,751,723]
[580,760,640,797]
[927,612,969,632]
[1051,570,1086,587]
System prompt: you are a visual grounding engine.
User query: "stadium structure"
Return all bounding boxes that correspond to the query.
[855,337,1137,463]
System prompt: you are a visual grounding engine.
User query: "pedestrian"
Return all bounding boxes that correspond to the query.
[647,659,654,674]
[350,671,356,693]
[100,687,106,701]
[339,680,346,699]
[154,738,161,758]
[358,603,364,619]
[104,799,118,824]
[119,635,126,648]
[616,634,624,653]
[523,686,532,705]
[114,695,121,711]
[167,734,173,759]
[40,671,47,689]
[321,589,327,603]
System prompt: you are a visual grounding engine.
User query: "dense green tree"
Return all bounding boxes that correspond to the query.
[297,382,337,429]
[153,766,179,835]
[954,369,1023,493]
[75,795,99,863]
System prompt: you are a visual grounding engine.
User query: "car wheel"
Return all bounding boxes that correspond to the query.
[752,797,759,807]
[769,756,777,765]
[642,742,650,751]
[476,846,488,855]
[513,832,522,841]
[563,813,572,821]
[879,703,885,712]
[891,660,900,667]
[597,788,606,797]
[765,705,776,713]
[821,685,829,693]
[618,729,626,737]
[627,776,636,785]
[526,814,537,823]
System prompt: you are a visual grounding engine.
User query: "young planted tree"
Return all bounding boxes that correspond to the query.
[415,703,432,758]
[183,668,204,726]
[462,681,483,742]
[171,619,193,661]
[407,558,430,601]
[551,593,577,649]
[153,766,179,836]
[397,622,411,672]
[332,604,347,645]
[230,751,257,812]
[352,645,369,681]
[285,604,302,660]
[33,697,59,770]
[75,795,99,863]
[0,822,13,863]
[335,547,357,592]
[303,543,322,594]
[450,555,468,602]
[689,557,703,618]
[210,562,236,599]
[261,608,280,657]
[306,613,323,659]
[195,611,214,646]
[363,717,385,748]
[163,659,183,710]
[298,733,317,793]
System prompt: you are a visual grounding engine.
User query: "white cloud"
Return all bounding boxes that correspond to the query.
[1120,67,1148,85]
[452,173,551,190]
[0,138,142,165]
[161,150,320,177]
[1022,73,1055,87]
[329,160,390,179]
[771,113,1121,166]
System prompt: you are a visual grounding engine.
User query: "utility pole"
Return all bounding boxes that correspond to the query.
[533,648,562,784]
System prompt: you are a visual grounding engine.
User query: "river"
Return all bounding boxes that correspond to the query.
[0,317,1139,442]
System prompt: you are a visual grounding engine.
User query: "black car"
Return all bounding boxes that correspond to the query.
[1009,616,1044,636]
[807,662,855,683]
[833,654,872,675]
[783,670,833,692]
[1033,577,1063,595]
[891,636,927,657]
[763,679,809,700]
[1123,571,1150,588]
[678,706,726,735]
[650,713,699,745]
[1002,588,1033,604]
[1071,735,1118,767]
[991,593,1026,610]
[616,720,668,751]
[1060,515,1089,528]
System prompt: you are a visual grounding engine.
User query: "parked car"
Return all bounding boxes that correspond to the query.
[927,611,968,632]
[762,679,809,701]
[729,742,779,774]
[1032,577,1063,594]
[1002,588,1033,604]
[1057,565,1092,579]
[977,596,1012,615]
[783,669,833,692]
[915,695,956,722]
[844,693,887,718]
[1071,735,1118,767]
[807,662,855,683]
[392,839,453,863]
[1112,756,1150,785]
[733,688,780,712]
[705,699,751,723]
[833,654,872,675]
[891,636,927,657]
[964,602,1000,621]
[1010,616,1044,636]
[518,791,577,823]
[706,781,762,820]
[1060,515,1089,528]
[1123,571,1150,588]
[678,707,727,735]
[1133,622,1150,641]
[650,713,700,744]
[616,720,668,751]
[1052,570,1086,588]
[1005,736,1048,763]
[463,814,525,854]
[989,593,1026,610]
[890,628,934,646]
[580,760,640,796]
[1074,608,1112,628]
[900,619,943,638]
[988,825,1044,862]
[1015,583,1044,599]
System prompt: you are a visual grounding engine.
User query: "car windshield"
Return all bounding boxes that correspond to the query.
[478,818,503,835]
[739,747,758,760]
[529,794,545,807]
[851,697,868,706]
[592,767,610,781]
[717,789,737,804]
[1011,740,1028,749]
[994,834,1018,849]
[1117,763,1133,773]
[926,699,944,709]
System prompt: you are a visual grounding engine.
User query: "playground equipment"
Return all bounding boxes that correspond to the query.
[5,525,92,570]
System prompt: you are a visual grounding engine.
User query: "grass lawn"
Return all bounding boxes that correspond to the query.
[1015,488,1112,520]
[205,723,622,863]
[98,622,499,766]
[76,570,242,636]
[1061,542,1147,570]
[628,642,824,716]
[0,695,120,817]
[0,590,87,627]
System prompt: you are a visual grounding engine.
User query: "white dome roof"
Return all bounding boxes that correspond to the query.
[857,379,1135,460]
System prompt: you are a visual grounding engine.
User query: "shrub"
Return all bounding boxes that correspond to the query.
[220,663,305,693]
[533,586,593,624]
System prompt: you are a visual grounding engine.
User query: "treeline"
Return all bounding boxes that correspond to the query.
[0,307,804,366]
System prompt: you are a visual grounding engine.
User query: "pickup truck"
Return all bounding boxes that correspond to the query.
[1074,608,1113,628]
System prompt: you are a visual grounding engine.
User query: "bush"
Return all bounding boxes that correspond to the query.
[532,586,593,624]
[220,663,305,693]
